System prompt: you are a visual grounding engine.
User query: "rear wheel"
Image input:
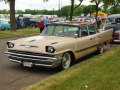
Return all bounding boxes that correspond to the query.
[61,52,72,69]
[98,44,106,54]
[3,28,5,30]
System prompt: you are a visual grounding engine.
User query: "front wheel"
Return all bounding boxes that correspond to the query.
[61,52,72,69]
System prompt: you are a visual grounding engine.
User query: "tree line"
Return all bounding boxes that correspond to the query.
[0,4,119,17]
[0,0,120,31]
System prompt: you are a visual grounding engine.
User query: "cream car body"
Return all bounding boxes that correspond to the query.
[5,22,113,69]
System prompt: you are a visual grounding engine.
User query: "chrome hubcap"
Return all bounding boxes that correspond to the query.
[100,44,105,54]
[62,53,71,69]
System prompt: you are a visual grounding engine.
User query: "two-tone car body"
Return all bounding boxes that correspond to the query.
[5,22,113,69]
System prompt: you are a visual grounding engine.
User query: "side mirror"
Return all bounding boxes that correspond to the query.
[74,33,79,38]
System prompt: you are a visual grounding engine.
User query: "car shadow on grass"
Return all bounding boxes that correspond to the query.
[8,63,60,75]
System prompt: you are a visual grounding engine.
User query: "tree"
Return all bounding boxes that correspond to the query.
[70,0,83,21]
[82,5,101,16]
[1,0,49,31]
[43,0,83,21]
[90,0,102,21]
[43,0,48,2]
[61,6,71,17]
[103,0,120,14]
[0,0,16,31]
[74,5,84,16]
[110,6,120,14]
[8,0,16,31]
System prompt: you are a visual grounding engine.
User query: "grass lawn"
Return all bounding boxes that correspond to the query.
[22,45,120,90]
[0,28,40,38]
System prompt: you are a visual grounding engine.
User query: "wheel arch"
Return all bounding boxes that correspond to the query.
[67,51,75,61]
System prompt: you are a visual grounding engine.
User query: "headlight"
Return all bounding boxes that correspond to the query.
[7,42,14,48]
[46,46,55,53]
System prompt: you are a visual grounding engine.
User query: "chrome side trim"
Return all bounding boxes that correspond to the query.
[10,59,22,63]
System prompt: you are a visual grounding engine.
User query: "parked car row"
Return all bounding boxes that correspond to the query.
[19,17,38,28]
[0,17,38,30]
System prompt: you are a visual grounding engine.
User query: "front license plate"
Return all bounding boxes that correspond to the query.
[23,62,32,67]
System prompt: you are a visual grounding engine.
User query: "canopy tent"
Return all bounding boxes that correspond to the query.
[91,11,107,16]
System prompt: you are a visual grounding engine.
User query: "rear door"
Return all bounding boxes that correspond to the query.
[88,25,101,45]
[75,25,97,58]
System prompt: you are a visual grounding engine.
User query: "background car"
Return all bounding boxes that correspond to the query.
[20,17,38,28]
[0,20,10,30]
[103,14,120,43]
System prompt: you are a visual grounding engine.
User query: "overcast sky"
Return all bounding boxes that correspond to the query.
[0,0,91,11]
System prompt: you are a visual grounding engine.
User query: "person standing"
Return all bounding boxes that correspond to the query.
[38,19,44,33]
[43,16,50,27]
[97,17,101,29]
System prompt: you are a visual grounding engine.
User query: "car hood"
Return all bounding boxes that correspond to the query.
[10,35,75,53]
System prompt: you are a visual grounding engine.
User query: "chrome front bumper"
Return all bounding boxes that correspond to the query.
[5,50,62,68]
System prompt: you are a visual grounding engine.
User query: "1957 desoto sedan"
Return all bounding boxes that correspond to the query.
[5,22,113,69]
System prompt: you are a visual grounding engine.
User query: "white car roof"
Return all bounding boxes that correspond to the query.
[108,14,120,18]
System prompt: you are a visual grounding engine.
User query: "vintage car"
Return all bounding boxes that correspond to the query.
[0,20,10,30]
[103,14,120,43]
[5,22,113,69]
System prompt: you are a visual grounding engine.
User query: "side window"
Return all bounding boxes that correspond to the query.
[88,25,96,35]
[81,26,89,37]
[43,25,55,35]
[63,26,79,37]
[54,25,63,35]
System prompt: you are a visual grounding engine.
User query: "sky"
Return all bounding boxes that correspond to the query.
[0,0,91,11]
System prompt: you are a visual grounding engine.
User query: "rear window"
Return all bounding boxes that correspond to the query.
[88,25,96,35]
[81,26,89,37]
[106,17,120,24]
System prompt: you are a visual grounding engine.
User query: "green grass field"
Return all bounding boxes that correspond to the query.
[0,28,39,38]
[22,45,120,90]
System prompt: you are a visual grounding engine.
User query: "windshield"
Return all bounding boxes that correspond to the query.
[40,25,79,37]
[106,18,116,24]
[106,17,120,24]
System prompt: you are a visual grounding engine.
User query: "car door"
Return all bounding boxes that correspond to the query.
[75,25,97,59]
[87,25,100,50]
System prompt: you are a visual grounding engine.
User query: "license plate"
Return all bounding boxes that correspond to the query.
[23,62,32,67]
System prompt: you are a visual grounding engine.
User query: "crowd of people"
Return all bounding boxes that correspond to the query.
[38,16,50,33]
[37,16,103,33]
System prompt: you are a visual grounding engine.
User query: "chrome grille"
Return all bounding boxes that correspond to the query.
[6,50,56,61]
